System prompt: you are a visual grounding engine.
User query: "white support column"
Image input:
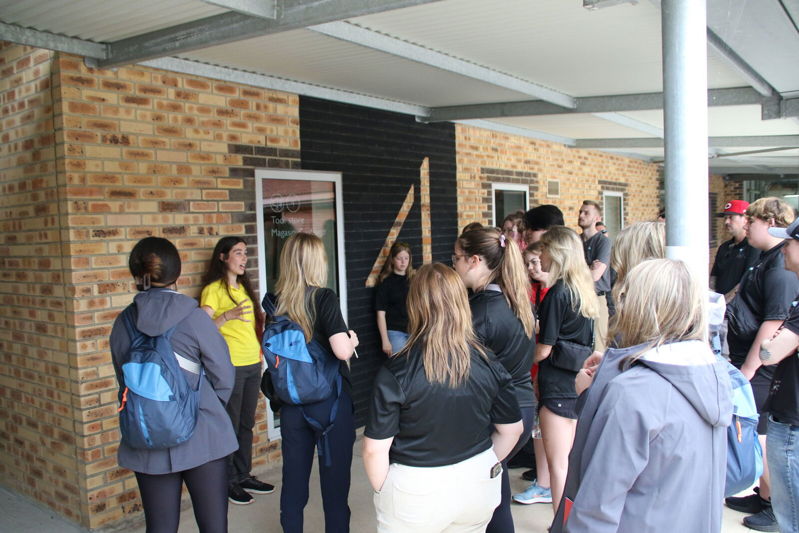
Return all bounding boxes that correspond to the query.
[661,0,709,284]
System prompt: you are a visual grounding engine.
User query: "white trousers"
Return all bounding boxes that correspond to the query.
[374,448,501,533]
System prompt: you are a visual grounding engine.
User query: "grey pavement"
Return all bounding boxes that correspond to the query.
[1,436,757,532]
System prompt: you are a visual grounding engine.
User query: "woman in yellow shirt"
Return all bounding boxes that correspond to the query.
[200,236,273,506]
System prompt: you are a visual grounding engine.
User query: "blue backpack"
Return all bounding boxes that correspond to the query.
[722,357,763,497]
[117,305,202,450]
[261,293,341,406]
[261,293,341,465]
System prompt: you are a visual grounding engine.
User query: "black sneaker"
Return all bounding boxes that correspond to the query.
[240,476,275,494]
[743,506,779,532]
[228,484,254,505]
[521,469,536,482]
[726,488,766,514]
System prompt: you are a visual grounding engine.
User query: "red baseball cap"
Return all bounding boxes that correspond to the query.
[718,200,749,216]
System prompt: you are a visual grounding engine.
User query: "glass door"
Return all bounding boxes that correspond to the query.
[255,169,347,439]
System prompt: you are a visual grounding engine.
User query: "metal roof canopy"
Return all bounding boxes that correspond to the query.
[0,0,797,174]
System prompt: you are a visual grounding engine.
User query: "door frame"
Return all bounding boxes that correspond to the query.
[254,168,347,440]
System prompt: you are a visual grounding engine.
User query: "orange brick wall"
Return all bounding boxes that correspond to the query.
[0,44,85,522]
[53,53,298,528]
[456,124,662,230]
[1,45,299,529]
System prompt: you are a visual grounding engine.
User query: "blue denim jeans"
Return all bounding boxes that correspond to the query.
[386,330,409,354]
[767,415,799,533]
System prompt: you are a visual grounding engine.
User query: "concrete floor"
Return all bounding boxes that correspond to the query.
[0,438,760,532]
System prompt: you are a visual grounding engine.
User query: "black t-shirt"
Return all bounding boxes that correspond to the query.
[537,280,594,400]
[727,242,799,378]
[470,288,536,408]
[374,273,410,332]
[365,345,521,467]
[711,237,761,295]
[311,288,351,392]
[765,299,799,425]
[583,232,612,294]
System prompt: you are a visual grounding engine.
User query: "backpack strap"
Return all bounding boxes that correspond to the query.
[300,372,343,468]
[121,303,202,379]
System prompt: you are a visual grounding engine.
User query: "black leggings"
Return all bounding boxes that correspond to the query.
[135,457,228,533]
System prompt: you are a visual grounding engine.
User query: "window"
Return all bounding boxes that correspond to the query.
[491,183,529,226]
[602,191,624,240]
[255,169,347,439]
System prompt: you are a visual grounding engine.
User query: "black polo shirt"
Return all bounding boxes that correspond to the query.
[470,287,536,408]
[537,280,594,400]
[711,237,760,295]
[374,273,410,332]
[365,345,521,467]
[766,299,799,426]
[582,232,611,294]
[727,242,799,376]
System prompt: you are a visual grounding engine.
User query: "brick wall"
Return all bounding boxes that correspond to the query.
[53,53,299,528]
[0,43,85,522]
[0,45,300,529]
[455,124,661,230]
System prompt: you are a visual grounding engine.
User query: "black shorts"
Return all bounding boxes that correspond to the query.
[751,368,773,435]
[540,397,578,420]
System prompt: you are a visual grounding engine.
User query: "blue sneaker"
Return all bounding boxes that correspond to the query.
[512,481,552,504]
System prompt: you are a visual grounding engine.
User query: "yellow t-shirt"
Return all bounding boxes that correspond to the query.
[200,279,261,367]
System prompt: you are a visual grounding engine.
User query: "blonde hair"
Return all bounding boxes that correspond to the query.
[610,259,707,367]
[611,222,666,287]
[747,197,795,228]
[275,233,328,341]
[539,226,599,319]
[457,228,535,337]
[378,241,415,283]
[400,263,485,387]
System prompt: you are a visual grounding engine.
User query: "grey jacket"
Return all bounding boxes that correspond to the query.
[110,288,238,474]
[552,341,733,533]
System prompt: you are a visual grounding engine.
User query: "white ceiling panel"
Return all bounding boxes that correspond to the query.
[492,113,656,140]
[351,0,747,97]
[181,29,538,107]
[620,106,799,137]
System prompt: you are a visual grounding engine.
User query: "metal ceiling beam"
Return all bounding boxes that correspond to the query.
[592,112,664,137]
[455,120,576,146]
[88,0,445,68]
[201,0,277,19]
[706,28,776,98]
[420,87,763,122]
[575,135,799,149]
[140,56,429,116]
[309,22,576,109]
[0,21,107,58]
[783,98,799,118]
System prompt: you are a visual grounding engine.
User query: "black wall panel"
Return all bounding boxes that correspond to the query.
[300,96,458,424]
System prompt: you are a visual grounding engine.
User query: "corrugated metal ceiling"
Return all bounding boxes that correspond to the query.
[0,0,227,41]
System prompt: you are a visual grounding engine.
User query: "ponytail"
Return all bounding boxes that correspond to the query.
[458,229,534,338]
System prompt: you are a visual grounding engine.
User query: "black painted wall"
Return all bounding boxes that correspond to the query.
[300,96,458,424]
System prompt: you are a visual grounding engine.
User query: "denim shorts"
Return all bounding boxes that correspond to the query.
[387,330,409,354]
[767,415,799,533]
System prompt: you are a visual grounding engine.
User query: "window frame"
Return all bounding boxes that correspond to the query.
[491,182,529,227]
